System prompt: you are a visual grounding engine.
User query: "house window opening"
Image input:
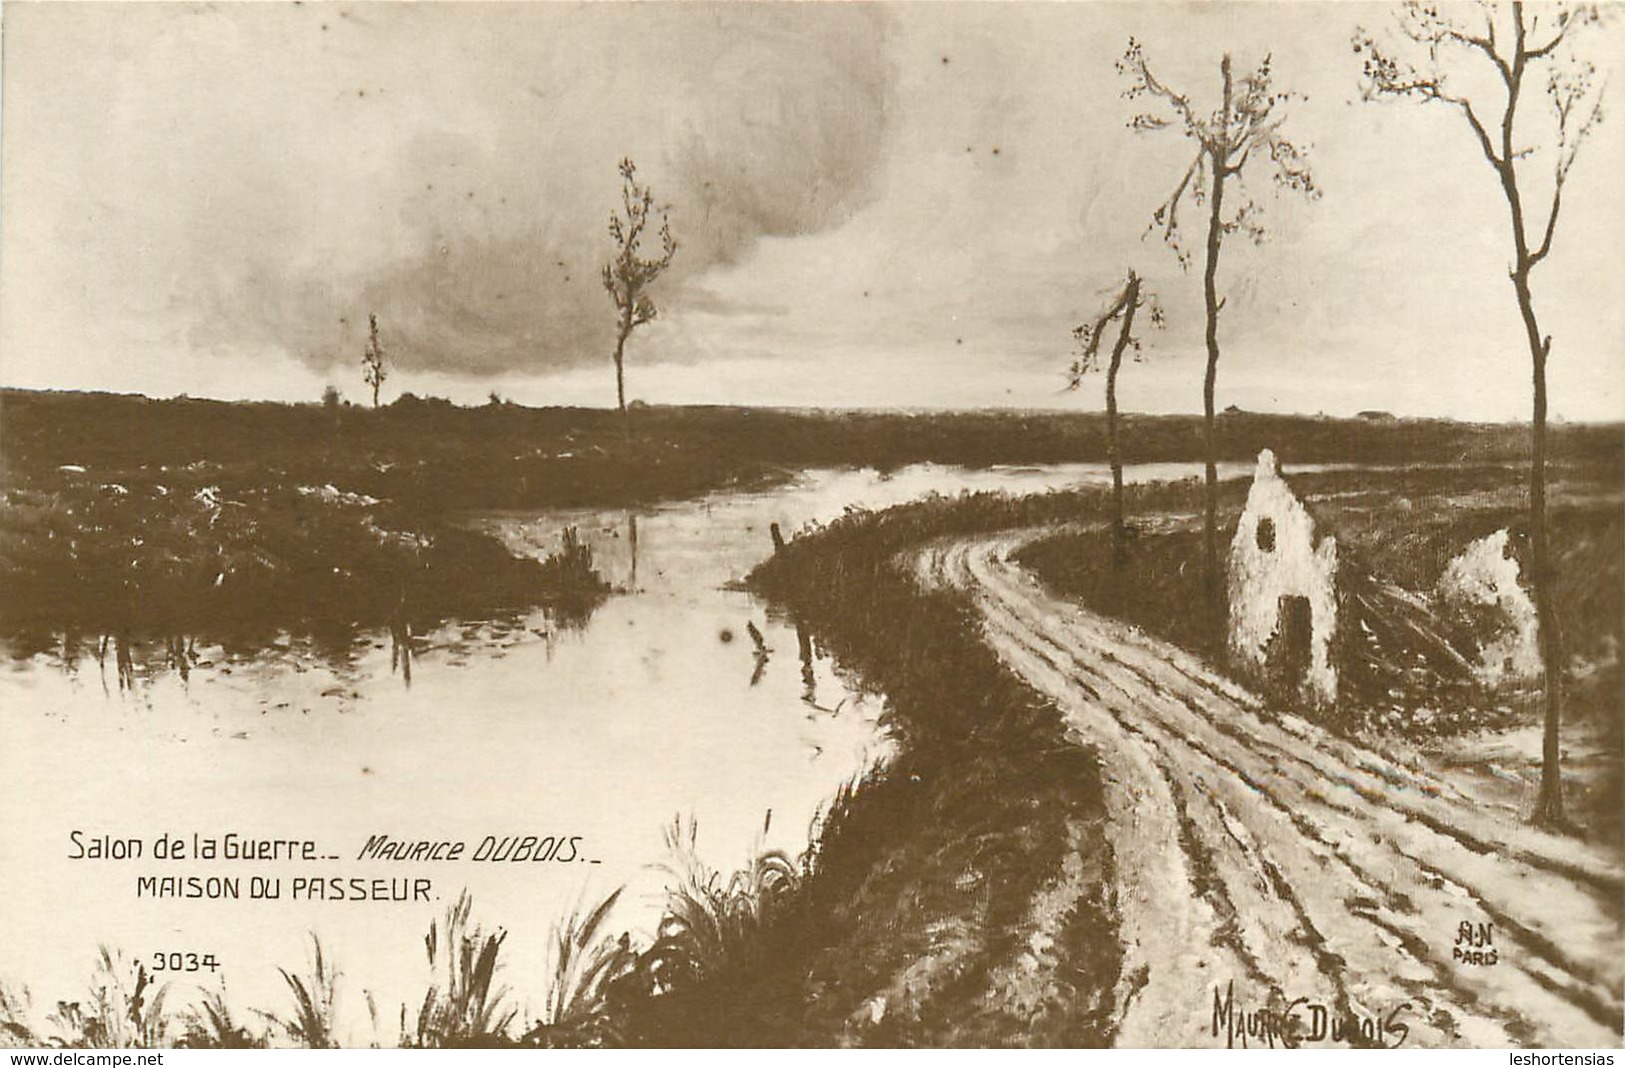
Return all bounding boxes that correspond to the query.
[1256,517,1276,553]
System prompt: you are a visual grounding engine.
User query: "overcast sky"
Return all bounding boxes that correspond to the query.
[2,1,1622,420]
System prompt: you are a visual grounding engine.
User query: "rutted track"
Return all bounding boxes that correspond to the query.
[910,529,1624,1048]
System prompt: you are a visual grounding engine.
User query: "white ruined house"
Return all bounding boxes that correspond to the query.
[1436,529,1542,686]
[1225,448,1542,714]
[1226,449,1339,704]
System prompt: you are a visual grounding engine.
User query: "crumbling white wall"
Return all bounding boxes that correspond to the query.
[1226,449,1339,704]
[1436,528,1542,685]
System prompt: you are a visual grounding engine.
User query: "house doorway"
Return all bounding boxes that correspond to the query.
[1265,594,1314,700]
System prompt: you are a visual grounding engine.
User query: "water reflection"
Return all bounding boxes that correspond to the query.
[628,511,639,590]
[746,621,770,687]
[390,617,414,687]
[797,623,818,706]
[112,633,133,692]
[6,602,607,698]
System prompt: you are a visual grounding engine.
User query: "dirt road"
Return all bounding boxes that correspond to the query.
[911,530,1623,1049]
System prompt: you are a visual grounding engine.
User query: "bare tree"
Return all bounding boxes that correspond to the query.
[1356,1,1607,829]
[1118,40,1318,626]
[601,158,678,414]
[362,313,388,409]
[1068,269,1164,567]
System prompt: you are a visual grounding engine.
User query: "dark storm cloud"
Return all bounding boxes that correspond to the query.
[177,4,896,380]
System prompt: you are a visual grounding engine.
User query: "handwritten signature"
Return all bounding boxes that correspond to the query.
[1211,980,1412,1048]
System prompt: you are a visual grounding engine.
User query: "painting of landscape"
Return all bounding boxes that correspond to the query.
[1,0,1621,1050]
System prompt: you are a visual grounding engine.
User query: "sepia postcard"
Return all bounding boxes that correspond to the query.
[0,0,1621,1050]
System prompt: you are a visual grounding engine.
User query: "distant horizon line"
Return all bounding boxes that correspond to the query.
[4,384,1621,429]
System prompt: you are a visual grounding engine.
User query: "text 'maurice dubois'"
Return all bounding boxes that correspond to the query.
[66,830,596,905]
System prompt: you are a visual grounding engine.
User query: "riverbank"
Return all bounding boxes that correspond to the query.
[593,486,1126,1046]
[0,475,611,648]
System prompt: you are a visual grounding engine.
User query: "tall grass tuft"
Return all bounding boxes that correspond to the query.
[534,525,611,628]
[45,948,169,1048]
[177,984,264,1048]
[641,814,804,994]
[0,983,37,1047]
[259,935,339,1048]
[537,526,602,590]
[409,892,516,1048]
[521,887,637,1047]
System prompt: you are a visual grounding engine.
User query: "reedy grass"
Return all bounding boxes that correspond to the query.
[641,814,804,995]
[0,983,37,1048]
[257,934,339,1048]
[177,983,265,1049]
[44,948,168,1049]
[520,887,637,1047]
[408,891,516,1048]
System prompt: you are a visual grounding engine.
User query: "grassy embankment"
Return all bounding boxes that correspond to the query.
[593,486,1131,1046]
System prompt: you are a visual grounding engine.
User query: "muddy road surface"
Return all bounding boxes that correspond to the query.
[912,530,1623,1049]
